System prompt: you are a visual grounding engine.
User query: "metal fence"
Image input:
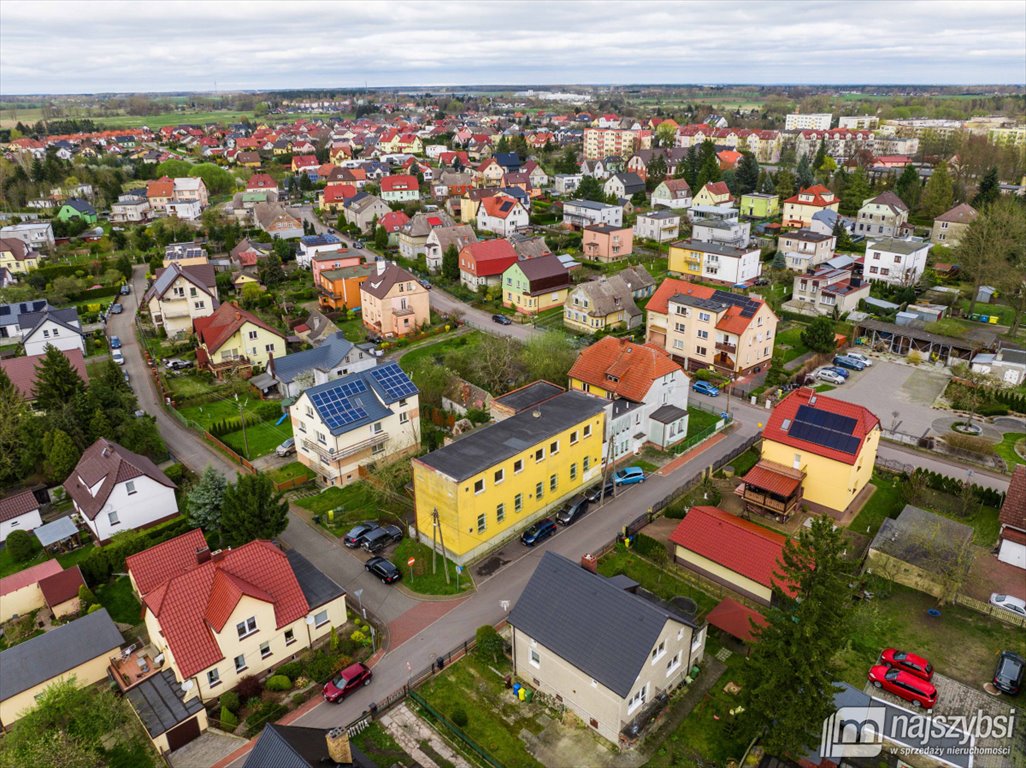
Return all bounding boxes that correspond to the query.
[409,691,506,768]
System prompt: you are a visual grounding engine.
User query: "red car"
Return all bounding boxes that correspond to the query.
[322,662,372,703]
[880,648,933,681]
[868,664,937,709]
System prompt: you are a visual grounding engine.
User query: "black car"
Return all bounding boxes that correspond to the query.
[365,556,401,584]
[993,651,1025,695]
[343,522,380,548]
[555,496,590,526]
[520,518,557,546]
[361,524,403,553]
[585,480,615,503]
[492,314,512,326]
[753,276,770,286]
[366,331,384,344]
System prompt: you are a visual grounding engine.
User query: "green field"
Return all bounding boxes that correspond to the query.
[1,108,353,130]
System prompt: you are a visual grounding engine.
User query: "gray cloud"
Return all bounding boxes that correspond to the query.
[1,0,1024,94]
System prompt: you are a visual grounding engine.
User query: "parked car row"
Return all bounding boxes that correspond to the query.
[343,521,403,552]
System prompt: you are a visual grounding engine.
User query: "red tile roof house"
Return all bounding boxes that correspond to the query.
[380,174,420,203]
[458,239,518,293]
[668,506,796,605]
[0,559,63,623]
[126,529,348,703]
[64,438,179,544]
[38,565,87,619]
[476,195,529,237]
[997,465,1025,570]
[0,488,43,543]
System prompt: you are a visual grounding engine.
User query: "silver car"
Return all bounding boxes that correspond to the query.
[816,368,845,385]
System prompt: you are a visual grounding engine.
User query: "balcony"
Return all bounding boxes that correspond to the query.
[303,432,389,463]
[715,341,736,354]
[110,644,163,691]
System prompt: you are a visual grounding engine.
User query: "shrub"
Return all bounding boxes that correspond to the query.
[450,706,469,727]
[235,675,262,701]
[164,463,185,485]
[87,603,103,614]
[474,625,504,663]
[264,675,292,692]
[245,701,288,735]
[694,369,713,381]
[77,584,98,606]
[219,691,240,713]
[220,707,239,730]
[942,434,996,456]
[275,661,303,681]
[663,502,687,519]
[6,529,41,563]
[350,629,369,646]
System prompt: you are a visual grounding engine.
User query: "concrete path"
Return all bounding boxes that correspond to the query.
[379,703,472,768]
[168,729,247,768]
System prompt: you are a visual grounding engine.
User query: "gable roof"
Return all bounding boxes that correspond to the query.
[699,181,732,198]
[0,558,63,598]
[0,487,41,523]
[568,336,682,403]
[380,174,419,192]
[38,565,86,607]
[145,263,218,304]
[271,331,356,384]
[302,363,416,437]
[0,348,88,401]
[935,202,978,225]
[762,387,880,465]
[0,609,123,702]
[512,253,570,287]
[461,239,517,276]
[870,505,974,569]
[18,307,81,338]
[571,275,642,320]
[0,238,30,260]
[508,552,696,698]
[864,191,909,214]
[668,506,793,593]
[132,537,311,678]
[360,261,421,300]
[1000,465,1025,532]
[194,302,284,354]
[245,724,374,768]
[63,438,176,521]
[480,195,523,220]
[125,528,208,597]
[428,224,478,254]
[126,670,205,739]
[646,277,771,335]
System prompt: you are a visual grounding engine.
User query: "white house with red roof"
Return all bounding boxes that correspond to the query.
[476,195,529,237]
[63,439,178,543]
[997,465,1025,569]
[669,506,794,605]
[380,174,420,203]
[458,239,518,292]
[0,489,42,543]
[782,185,840,228]
[760,388,880,516]
[126,530,347,703]
[246,174,278,195]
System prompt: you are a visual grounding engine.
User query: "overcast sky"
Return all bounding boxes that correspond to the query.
[2,1,1025,94]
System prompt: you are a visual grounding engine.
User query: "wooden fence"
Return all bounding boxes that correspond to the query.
[953,593,1026,629]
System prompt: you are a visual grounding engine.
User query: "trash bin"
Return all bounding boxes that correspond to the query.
[512,683,521,698]
[436,656,445,671]
[524,689,533,703]
[518,687,526,701]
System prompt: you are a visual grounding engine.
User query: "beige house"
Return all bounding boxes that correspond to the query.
[292,363,421,487]
[360,261,430,339]
[509,552,706,744]
[0,559,63,623]
[645,277,778,375]
[126,530,348,704]
[344,194,392,234]
[786,265,870,317]
[855,192,909,238]
[144,263,219,338]
[563,276,642,335]
[0,608,124,727]
[777,229,836,272]
[397,211,455,260]
[930,202,978,246]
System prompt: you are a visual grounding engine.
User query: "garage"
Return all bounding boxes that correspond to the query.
[998,529,1026,569]
[125,670,207,754]
[165,716,202,752]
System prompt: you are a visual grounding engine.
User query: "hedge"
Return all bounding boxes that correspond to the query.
[905,467,1006,508]
[69,285,120,302]
[79,517,197,585]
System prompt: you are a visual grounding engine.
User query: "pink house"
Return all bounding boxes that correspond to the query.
[582,224,634,263]
[312,250,362,287]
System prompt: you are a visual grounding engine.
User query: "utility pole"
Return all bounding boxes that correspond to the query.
[431,508,438,575]
[235,393,250,459]
[432,508,451,585]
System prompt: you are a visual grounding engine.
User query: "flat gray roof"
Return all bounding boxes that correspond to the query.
[125,670,204,738]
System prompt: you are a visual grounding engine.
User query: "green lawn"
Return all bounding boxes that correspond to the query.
[994,432,1026,470]
[849,473,905,538]
[416,655,544,768]
[96,576,142,624]
[686,407,723,438]
[56,544,96,570]
[335,317,367,342]
[0,543,94,579]
[814,383,836,393]
[774,325,810,363]
[221,418,293,460]
[267,461,315,485]
[165,372,224,401]
[598,541,718,617]
[393,538,473,596]
[296,483,386,535]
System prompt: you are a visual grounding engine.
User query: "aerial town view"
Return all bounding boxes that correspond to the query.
[0,2,1024,768]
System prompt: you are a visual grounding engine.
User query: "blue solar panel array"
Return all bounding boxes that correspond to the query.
[310,387,368,431]
[786,404,861,455]
[371,363,418,401]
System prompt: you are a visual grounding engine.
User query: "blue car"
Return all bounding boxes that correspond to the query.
[827,366,850,379]
[692,381,720,397]
[520,518,557,546]
[614,467,646,486]
[109,335,122,349]
[833,355,866,371]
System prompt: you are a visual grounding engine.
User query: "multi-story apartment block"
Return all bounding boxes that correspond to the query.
[777,229,837,272]
[795,129,873,162]
[837,115,879,130]
[785,113,832,131]
[562,199,623,229]
[583,128,638,160]
[667,240,761,285]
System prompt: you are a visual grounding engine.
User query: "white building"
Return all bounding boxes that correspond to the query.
[297,234,345,269]
[865,238,930,286]
[562,199,623,229]
[635,209,681,243]
[785,113,832,131]
[0,222,55,251]
[269,331,378,399]
[837,115,879,130]
[476,196,529,237]
[0,489,42,543]
[20,308,85,357]
[553,174,583,195]
[165,200,202,220]
[63,439,179,544]
[673,240,761,285]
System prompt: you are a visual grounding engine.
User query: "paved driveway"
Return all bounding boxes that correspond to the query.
[834,359,950,436]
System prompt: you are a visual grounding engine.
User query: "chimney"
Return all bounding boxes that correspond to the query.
[195,546,211,564]
[210,549,226,563]
[325,727,352,765]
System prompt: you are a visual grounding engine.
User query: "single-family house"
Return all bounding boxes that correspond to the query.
[19,307,85,357]
[173,177,209,207]
[360,261,431,338]
[865,237,930,286]
[316,264,374,312]
[777,228,836,272]
[856,191,910,238]
[146,177,175,213]
[930,202,978,246]
[424,224,478,272]
[509,552,706,745]
[230,238,272,269]
[553,174,583,195]
[0,222,55,252]
[297,233,344,269]
[787,265,870,317]
[269,331,377,399]
[635,209,681,243]
[569,336,690,457]
[0,559,64,623]
[164,241,208,267]
[254,203,303,240]
[459,239,518,292]
[509,233,551,261]
[760,387,880,516]
[319,183,357,213]
[193,301,287,376]
[126,530,347,703]
[476,195,529,236]
[582,224,634,263]
[344,194,393,234]
[692,182,733,207]
[562,199,623,229]
[245,725,373,768]
[996,465,1025,569]
[380,174,420,203]
[0,238,41,274]
[781,185,839,228]
[0,609,124,728]
[0,488,43,543]
[64,438,178,544]
[377,210,410,245]
[667,239,761,285]
[292,363,421,487]
[311,250,361,288]
[650,179,693,210]
[501,254,572,315]
[397,211,455,260]
[738,192,779,219]
[110,193,151,224]
[144,263,219,337]
[603,172,645,199]
[412,391,606,564]
[563,275,643,335]
[56,198,98,224]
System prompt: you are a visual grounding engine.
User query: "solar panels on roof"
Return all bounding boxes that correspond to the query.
[310,388,368,431]
[788,404,861,455]
[371,362,418,401]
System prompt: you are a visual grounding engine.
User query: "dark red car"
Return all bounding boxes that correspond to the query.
[322,662,372,703]
[880,648,933,681]
[868,664,937,709]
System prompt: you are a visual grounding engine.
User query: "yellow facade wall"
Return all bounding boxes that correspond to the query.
[0,652,114,726]
[0,584,46,623]
[673,545,773,603]
[216,323,286,370]
[568,378,612,399]
[413,413,606,564]
[667,245,704,278]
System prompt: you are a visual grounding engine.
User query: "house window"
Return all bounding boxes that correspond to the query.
[477,513,486,534]
[673,339,684,350]
[698,312,710,322]
[474,479,485,495]
[549,474,558,493]
[373,422,383,434]
[317,431,326,445]
[298,422,307,433]
[234,654,247,673]
[260,642,272,660]
[583,456,591,472]
[237,617,258,639]
[207,668,221,687]
[125,480,136,495]
[108,511,120,526]
[696,346,707,356]
[514,459,523,474]
[372,443,385,455]
[494,468,505,484]
[529,648,540,668]
[534,481,543,499]
[194,301,205,310]
[284,629,296,646]
[666,652,682,676]
[583,425,592,438]
[674,322,686,332]
[265,343,275,352]
[697,330,708,339]
[248,330,258,340]
[399,412,409,424]
[534,448,545,462]
[314,610,329,628]
[549,440,559,455]
[570,430,579,445]
[514,493,523,513]
[651,640,666,664]
[496,503,505,524]
[691,626,706,654]
[570,463,577,481]
[399,398,408,408]
[627,684,648,715]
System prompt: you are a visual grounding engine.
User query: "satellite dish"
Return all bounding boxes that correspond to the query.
[306,615,316,625]
[180,680,194,692]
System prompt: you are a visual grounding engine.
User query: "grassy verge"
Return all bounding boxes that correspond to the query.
[393,538,473,596]
[416,655,544,768]
[994,432,1026,470]
[267,461,315,485]
[296,483,384,535]
[96,576,142,624]
[597,541,718,617]
[686,407,722,438]
[399,330,480,373]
